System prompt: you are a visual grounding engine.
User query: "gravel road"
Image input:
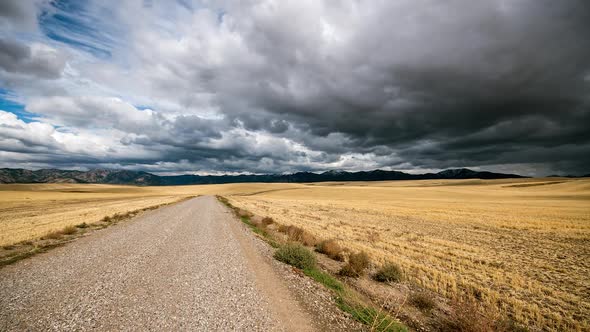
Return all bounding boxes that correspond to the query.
[0,196,314,331]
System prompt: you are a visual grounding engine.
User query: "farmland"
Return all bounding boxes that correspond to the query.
[226,178,590,330]
[1,178,588,330]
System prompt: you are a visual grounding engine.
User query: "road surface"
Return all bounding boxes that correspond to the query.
[0,196,314,331]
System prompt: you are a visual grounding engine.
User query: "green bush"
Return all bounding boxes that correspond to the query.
[373,262,403,283]
[274,243,317,270]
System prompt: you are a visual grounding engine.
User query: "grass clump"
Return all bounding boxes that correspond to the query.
[62,225,77,235]
[279,225,318,246]
[409,291,436,312]
[316,239,344,261]
[274,243,317,270]
[43,230,64,240]
[373,262,403,283]
[261,217,274,226]
[336,297,407,332]
[303,268,344,292]
[340,251,370,278]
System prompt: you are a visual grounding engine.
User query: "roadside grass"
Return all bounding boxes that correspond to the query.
[217,195,408,332]
[373,262,403,283]
[336,296,408,332]
[0,196,196,268]
[274,243,316,270]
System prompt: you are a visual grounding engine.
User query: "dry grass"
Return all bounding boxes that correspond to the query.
[226,178,590,330]
[0,183,198,246]
[316,239,345,261]
[278,224,318,246]
[340,251,371,278]
[409,291,435,312]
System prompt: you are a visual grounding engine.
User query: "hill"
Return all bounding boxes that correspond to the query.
[0,168,526,185]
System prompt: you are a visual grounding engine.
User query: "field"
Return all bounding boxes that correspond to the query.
[1,178,588,330]
[0,182,299,247]
[225,178,590,330]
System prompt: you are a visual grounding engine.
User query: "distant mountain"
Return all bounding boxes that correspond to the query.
[0,168,162,186]
[0,167,526,186]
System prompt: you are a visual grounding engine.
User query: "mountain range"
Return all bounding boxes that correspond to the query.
[0,167,530,186]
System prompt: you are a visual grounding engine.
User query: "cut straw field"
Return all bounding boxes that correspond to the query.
[1,179,588,330]
[226,178,590,330]
[0,182,300,247]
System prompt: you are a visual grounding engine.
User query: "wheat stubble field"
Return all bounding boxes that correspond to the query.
[0,184,188,247]
[226,178,590,330]
[1,178,588,330]
[0,182,298,247]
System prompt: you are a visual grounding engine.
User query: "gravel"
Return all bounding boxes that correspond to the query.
[0,196,309,331]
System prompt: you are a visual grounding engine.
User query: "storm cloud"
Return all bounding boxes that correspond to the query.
[0,0,589,175]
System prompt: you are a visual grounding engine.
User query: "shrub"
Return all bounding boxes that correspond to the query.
[261,217,274,226]
[316,239,344,261]
[373,262,403,283]
[279,225,318,246]
[409,291,435,311]
[340,251,370,277]
[43,230,63,240]
[441,299,495,332]
[62,225,77,235]
[274,243,317,270]
[237,209,253,218]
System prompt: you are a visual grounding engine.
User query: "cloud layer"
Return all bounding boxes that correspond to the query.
[0,0,589,176]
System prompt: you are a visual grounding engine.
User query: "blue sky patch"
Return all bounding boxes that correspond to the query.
[0,89,37,123]
[38,0,123,59]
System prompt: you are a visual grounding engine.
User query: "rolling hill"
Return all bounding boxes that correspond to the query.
[0,167,526,186]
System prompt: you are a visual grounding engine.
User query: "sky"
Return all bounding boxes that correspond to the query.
[0,0,589,176]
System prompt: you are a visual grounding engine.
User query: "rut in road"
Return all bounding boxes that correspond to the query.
[0,196,314,331]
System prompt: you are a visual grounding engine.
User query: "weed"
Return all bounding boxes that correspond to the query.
[409,291,435,312]
[441,298,495,332]
[373,262,403,283]
[336,296,407,332]
[316,239,344,261]
[43,230,64,240]
[340,251,370,278]
[62,225,77,235]
[274,243,317,270]
[261,217,274,226]
[280,225,318,246]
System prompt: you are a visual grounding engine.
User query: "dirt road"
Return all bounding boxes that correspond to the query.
[0,196,314,331]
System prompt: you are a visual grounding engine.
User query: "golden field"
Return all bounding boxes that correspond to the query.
[0,182,299,247]
[1,178,588,330]
[225,178,590,331]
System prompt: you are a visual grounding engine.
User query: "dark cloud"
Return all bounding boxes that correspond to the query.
[182,0,590,174]
[1,0,590,176]
[0,0,38,31]
[0,38,65,79]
